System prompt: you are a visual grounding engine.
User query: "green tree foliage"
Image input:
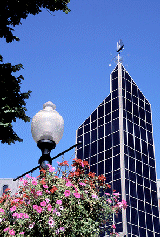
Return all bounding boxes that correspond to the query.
[0,0,70,144]
[0,0,70,43]
[0,56,31,144]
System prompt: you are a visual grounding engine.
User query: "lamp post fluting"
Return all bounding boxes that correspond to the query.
[31,101,64,169]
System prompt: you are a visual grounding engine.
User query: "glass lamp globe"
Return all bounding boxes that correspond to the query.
[31,101,64,168]
[31,101,64,145]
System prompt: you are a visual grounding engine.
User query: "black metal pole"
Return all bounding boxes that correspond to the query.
[13,142,82,181]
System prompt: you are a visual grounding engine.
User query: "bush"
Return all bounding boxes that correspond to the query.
[0,158,127,236]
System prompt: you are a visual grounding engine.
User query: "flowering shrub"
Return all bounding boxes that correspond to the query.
[0,158,127,236]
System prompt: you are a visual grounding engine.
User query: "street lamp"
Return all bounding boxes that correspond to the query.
[31,101,64,169]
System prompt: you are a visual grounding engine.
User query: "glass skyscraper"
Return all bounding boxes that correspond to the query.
[76,62,160,236]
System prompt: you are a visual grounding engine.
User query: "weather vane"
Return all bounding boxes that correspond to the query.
[116,39,124,63]
[117,39,124,53]
[109,39,124,66]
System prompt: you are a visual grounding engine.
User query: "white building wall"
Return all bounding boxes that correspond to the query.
[0,179,19,196]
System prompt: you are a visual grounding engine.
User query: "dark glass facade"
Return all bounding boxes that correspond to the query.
[76,63,160,236]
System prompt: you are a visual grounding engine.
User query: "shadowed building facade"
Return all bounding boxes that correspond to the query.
[157,179,160,216]
[76,62,160,236]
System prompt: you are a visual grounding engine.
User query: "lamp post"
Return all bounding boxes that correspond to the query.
[31,101,64,169]
[13,101,81,181]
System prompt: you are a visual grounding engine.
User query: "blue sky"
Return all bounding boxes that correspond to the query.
[1,0,160,179]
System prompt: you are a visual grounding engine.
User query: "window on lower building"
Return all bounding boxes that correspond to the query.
[3,185,9,194]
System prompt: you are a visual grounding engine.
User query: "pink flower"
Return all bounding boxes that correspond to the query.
[56,200,62,205]
[4,227,10,232]
[19,232,25,235]
[92,194,98,199]
[112,224,116,229]
[72,167,76,171]
[105,193,110,196]
[40,201,46,207]
[10,206,16,212]
[79,182,86,186]
[45,198,50,203]
[29,222,35,229]
[43,184,48,189]
[53,208,57,213]
[47,164,55,172]
[12,212,28,219]
[12,213,18,217]
[23,213,29,219]
[9,229,15,235]
[64,190,70,197]
[116,200,127,209]
[60,227,65,231]
[56,212,61,216]
[113,192,119,197]
[37,190,42,196]
[0,208,5,213]
[122,199,127,209]
[37,206,43,213]
[33,205,38,210]
[49,167,55,172]
[81,161,84,167]
[23,180,28,186]
[56,229,60,234]
[47,164,51,168]
[47,204,52,212]
[59,206,64,210]
[33,205,43,213]
[13,213,19,218]
[19,213,24,218]
[66,181,72,187]
[12,198,19,203]
[26,174,31,178]
[74,192,80,198]
[107,199,112,204]
[32,180,37,185]
[48,218,55,227]
[117,202,122,208]
[14,213,22,219]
